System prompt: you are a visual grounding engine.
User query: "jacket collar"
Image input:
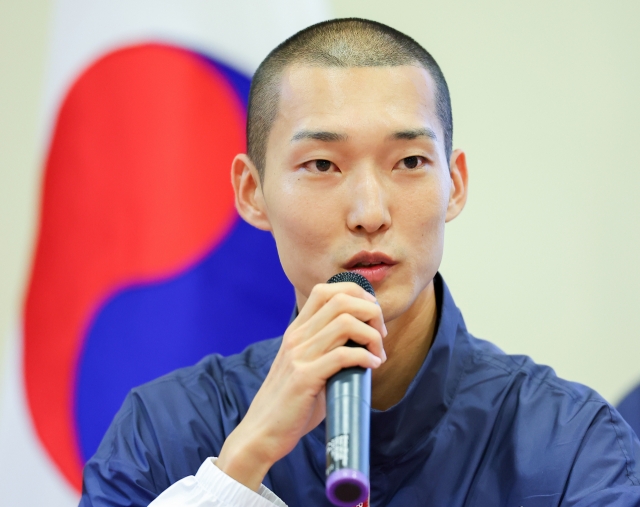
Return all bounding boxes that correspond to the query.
[369,273,470,465]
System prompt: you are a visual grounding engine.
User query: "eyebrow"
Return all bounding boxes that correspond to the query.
[389,128,437,141]
[291,130,348,143]
[289,127,437,143]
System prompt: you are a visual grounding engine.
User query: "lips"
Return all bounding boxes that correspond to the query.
[343,251,397,284]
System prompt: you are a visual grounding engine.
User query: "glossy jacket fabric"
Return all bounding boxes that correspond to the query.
[80,275,640,507]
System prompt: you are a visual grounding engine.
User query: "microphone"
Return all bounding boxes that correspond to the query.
[325,271,374,507]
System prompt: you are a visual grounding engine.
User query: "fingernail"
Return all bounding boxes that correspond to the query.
[373,356,382,367]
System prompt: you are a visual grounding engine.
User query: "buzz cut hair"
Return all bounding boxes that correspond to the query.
[246,18,453,179]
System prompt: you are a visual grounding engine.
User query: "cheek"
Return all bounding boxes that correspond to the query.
[264,181,338,293]
[396,175,449,241]
[418,187,449,261]
[392,176,449,279]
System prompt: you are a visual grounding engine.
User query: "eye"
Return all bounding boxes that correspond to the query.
[315,159,332,171]
[395,156,427,170]
[302,159,336,173]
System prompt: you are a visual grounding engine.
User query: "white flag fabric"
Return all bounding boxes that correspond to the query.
[0,1,328,506]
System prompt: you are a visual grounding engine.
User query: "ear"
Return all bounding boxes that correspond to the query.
[445,149,469,222]
[231,154,272,231]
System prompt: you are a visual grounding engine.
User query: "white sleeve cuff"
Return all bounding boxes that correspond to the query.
[148,457,287,507]
[196,457,288,507]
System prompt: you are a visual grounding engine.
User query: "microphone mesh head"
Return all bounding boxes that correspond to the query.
[326,272,375,297]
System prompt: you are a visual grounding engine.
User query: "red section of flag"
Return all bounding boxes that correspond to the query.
[24,44,244,489]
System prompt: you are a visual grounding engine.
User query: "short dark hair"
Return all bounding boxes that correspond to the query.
[246,18,453,179]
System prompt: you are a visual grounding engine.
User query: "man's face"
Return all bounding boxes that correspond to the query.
[247,65,464,321]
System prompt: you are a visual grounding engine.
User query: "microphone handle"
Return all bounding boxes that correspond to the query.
[326,340,371,507]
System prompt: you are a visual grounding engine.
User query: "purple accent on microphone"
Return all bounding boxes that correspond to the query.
[326,468,369,507]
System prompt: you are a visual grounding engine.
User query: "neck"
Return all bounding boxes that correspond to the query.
[370,280,438,411]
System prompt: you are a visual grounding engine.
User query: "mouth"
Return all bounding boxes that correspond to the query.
[343,251,397,284]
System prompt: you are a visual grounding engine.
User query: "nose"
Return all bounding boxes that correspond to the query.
[345,168,391,235]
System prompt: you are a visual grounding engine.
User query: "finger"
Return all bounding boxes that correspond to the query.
[302,291,385,340]
[311,345,382,382]
[303,313,386,362]
[295,282,377,327]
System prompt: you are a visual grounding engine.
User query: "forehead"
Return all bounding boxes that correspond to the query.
[272,64,440,137]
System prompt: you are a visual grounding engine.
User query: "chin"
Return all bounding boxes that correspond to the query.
[377,292,412,322]
[380,275,434,321]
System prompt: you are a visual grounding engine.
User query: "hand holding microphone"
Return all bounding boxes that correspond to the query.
[215,274,386,494]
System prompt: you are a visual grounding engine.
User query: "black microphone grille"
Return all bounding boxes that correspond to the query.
[326,272,375,297]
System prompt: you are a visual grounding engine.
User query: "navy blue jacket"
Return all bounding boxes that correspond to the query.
[81,275,640,506]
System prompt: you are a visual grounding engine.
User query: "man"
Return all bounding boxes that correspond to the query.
[81,18,640,507]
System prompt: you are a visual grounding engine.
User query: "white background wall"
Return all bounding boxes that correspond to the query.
[1,0,639,404]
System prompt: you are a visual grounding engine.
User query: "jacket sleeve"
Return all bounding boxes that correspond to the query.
[79,391,168,507]
[79,391,286,507]
[561,403,640,506]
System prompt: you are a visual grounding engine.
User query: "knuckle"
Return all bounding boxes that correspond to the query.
[335,312,354,329]
[282,328,303,352]
[330,292,350,307]
[281,333,295,351]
